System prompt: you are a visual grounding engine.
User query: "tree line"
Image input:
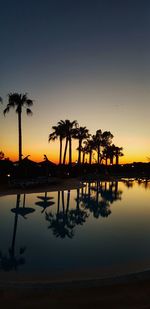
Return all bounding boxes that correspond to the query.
[1,92,123,165]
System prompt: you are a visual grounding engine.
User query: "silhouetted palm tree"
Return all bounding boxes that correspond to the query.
[114,146,123,165]
[92,129,103,164]
[101,131,113,147]
[103,144,115,165]
[58,120,78,165]
[0,97,2,103]
[93,130,113,164]
[84,138,95,164]
[0,151,4,160]
[48,124,65,164]
[103,144,123,165]
[74,126,89,164]
[3,93,33,162]
[80,142,89,164]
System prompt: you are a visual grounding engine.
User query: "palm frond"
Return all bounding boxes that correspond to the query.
[8,93,20,106]
[21,93,28,102]
[26,108,33,116]
[25,99,33,107]
[3,106,10,116]
[48,132,57,142]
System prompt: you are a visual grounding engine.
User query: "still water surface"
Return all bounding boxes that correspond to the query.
[0,180,150,279]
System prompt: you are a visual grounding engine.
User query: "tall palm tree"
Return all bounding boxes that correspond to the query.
[85,137,95,165]
[48,124,65,165]
[92,129,102,164]
[3,93,33,162]
[0,97,2,103]
[74,126,89,164]
[58,120,78,165]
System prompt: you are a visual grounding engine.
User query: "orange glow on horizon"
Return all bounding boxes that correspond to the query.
[3,149,149,164]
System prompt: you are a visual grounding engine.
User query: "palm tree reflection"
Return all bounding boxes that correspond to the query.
[0,194,34,271]
[80,181,122,219]
[46,191,75,239]
[35,192,55,213]
[11,194,35,218]
[69,189,89,225]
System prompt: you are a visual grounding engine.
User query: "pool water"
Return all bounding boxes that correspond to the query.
[0,180,150,279]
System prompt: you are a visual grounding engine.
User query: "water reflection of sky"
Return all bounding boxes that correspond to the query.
[0,180,150,277]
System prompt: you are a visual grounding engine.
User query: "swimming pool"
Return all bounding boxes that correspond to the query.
[0,180,150,281]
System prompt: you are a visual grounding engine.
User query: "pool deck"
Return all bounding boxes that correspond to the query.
[1,269,150,308]
[0,178,85,197]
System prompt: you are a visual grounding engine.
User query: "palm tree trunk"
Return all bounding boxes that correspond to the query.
[69,137,72,165]
[82,152,85,164]
[97,145,100,164]
[78,140,82,164]
[63,138,68,164]
[116,154,119,165]
[97,144,101,164]
[89,151,92,165]
[106,157,108,166]
[18,111,22,162]
[110,156,114,165]
[59,137,62,165]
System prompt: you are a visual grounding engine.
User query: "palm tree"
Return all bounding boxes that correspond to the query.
[58,120,78,165]
[0,151,4,160]
[92,129,102,164]
[0,97,2,103]
[85,138,95,165]
[103,144,116,165]
[79,143,89,164]
[3,93,33,162]
[114,146,123,165]
[48,124,65,165]
[92,130,113,164]
[74,126,89,164]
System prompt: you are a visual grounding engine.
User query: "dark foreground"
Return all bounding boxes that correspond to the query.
[1,272,150,308]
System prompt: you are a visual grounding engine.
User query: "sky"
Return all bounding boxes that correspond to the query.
[0,0,150,163]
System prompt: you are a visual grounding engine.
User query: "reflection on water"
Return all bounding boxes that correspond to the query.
[1,180,150,276]
[46,190,88,239]
[35,192,55,213]
[0,194,34,271]
[80,181,122,218]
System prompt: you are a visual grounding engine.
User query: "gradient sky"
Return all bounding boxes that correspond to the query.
[0,0,150,163]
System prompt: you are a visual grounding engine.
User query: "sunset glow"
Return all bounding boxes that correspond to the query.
[1,0,150,164]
